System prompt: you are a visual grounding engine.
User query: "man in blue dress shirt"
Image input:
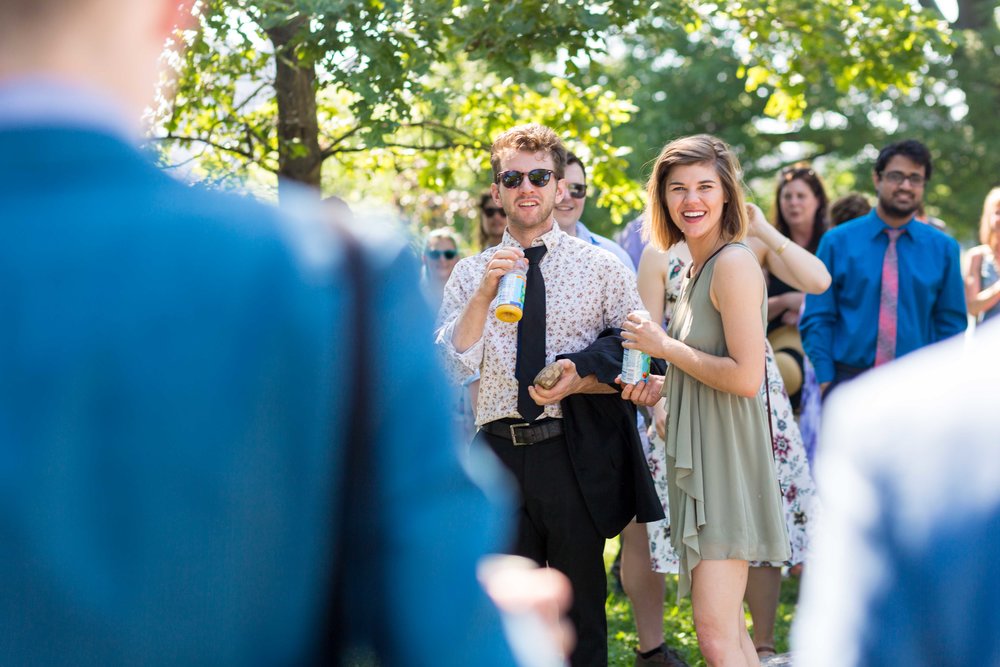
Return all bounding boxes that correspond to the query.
[800,139,967,396]
[0,1,556,664]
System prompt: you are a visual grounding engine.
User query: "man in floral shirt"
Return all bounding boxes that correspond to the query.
[436,124,648,667]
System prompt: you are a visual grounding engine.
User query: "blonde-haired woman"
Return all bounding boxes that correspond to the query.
[621,135,788,666]
[963,187,1000,324]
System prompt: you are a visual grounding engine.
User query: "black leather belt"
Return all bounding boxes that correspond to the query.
[480,418,564,446]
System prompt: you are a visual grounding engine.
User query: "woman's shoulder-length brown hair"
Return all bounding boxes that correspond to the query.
[642,134,749,251]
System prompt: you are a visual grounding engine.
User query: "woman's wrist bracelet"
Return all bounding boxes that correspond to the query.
[775,239,790,256]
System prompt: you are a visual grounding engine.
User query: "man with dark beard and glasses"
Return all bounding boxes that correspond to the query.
[800,139,966,398]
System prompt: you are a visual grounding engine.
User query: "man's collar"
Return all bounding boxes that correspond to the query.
[867,208,914,238]
[575,221,596,242]
[501,220,565,251]
[0,77,136,142]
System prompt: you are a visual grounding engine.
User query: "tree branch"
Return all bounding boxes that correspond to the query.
[329,140,481,154]
[319,124,364,158]
[152,132,255,160]
[402,120,485,144]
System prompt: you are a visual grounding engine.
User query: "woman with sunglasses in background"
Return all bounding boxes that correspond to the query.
[422,227,463,310]
[477,191,508,250]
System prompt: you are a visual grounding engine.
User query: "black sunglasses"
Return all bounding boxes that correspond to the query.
[425,248,458,260]
[567,183,587,199]
[496,169,554,189]
[482,206,507,218]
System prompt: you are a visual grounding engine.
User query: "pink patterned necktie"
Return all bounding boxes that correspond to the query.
[874,228,905,367]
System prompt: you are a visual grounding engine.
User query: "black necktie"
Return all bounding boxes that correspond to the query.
[515,244,547,421]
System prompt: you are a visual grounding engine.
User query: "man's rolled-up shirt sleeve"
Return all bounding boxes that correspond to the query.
[435,259,486,383]
[435,319,484,381]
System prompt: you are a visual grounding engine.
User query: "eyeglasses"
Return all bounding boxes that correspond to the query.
[882,171,926,187]
[496,169,554,189]
[425,249,458,260]
[567,183,587,199]
[482,206,507,218]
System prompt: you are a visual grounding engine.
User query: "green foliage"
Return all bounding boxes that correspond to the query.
[313,60,642,247]
[152,0,961,237]
[571,3,999,242]
[728,0,950,120]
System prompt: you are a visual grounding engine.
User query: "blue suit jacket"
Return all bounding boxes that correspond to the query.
[0,126,515,665]
[793,319,1000,667]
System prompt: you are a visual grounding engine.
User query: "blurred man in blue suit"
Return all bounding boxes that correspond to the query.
[793,320,1000,667]
[0,1,557,664]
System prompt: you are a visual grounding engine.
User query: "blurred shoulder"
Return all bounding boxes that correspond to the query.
[169,180,417,285]
[965,243,991,260]
[825,322,1000,471]
[820,322,1000,539]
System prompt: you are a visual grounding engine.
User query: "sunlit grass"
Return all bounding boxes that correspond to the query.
[604,539,800,666]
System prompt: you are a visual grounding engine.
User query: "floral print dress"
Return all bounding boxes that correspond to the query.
[643,247,818,571]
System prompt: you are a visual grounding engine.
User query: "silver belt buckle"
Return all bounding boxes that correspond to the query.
[509,422,532,446]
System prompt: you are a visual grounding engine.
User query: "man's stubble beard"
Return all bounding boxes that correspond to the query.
[506,199,556,232]
[879,192,920,220]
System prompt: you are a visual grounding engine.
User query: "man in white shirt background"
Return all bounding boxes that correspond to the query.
[554,152,636,273]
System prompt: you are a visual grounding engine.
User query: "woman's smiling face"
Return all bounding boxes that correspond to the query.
[663,161,727,243]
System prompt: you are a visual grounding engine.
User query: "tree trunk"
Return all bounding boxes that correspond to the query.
[954,0,993,30]
[919,0,995,29]
[266,14,322,200]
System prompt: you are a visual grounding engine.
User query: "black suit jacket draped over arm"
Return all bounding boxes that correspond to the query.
[557,328,666,538]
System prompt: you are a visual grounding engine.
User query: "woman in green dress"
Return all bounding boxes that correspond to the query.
[621,135,789,666]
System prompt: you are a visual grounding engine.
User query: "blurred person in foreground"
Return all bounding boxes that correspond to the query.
[793,317,1000,667]
[963,186,1000,324]
[0,0,569,664]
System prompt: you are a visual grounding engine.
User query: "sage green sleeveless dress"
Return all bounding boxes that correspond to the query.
[662,243,789,598]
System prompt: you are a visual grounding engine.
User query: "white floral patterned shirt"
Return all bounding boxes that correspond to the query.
[435,223,643,426]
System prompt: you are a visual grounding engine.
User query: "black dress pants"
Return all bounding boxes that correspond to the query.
[476,428,608,667]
